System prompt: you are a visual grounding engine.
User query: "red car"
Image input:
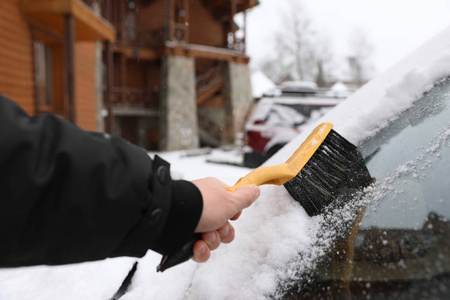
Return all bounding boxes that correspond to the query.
[244,94,340,167]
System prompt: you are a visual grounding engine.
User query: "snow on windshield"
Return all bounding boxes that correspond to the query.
[3,26,450,300]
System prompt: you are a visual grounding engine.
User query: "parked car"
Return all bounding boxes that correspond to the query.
[278,81,318,95]
[244,94,340,167]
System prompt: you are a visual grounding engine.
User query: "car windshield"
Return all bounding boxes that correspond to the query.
[282,77,450,299]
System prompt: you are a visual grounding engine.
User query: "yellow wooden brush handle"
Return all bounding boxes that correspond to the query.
[227,122,334,192]
[227,163,297,192]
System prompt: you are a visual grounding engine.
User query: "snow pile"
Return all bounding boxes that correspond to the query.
[251,71,277,98]
[205,148,244,166]
[330,81,348,92]
[3,25,450,300]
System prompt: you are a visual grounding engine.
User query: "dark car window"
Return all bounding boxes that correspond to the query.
[281,78,450,299]
[360,78,450,228]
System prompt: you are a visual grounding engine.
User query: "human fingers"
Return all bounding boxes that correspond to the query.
[230,211,242,221]
[230,184,260,212]
[192,240,210,263]
[192,178,260,233]
[191,223,235,263]
[218,222,235,244]
[202,231,221,251]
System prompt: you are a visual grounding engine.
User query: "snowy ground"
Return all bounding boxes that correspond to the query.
[2,25,450,300]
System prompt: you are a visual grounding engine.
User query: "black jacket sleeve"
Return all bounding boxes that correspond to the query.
[0,95,203,267]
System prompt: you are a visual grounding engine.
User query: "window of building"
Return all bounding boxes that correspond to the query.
[33,36,64,113]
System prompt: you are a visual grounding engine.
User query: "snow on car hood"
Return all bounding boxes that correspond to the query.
[121,26,450,300]
[4,26,450,300]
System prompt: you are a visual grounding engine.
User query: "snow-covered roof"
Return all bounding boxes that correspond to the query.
[279,81,317,94]
[330,81,348,91]
[274,95,342,106]
[251,71,276,98]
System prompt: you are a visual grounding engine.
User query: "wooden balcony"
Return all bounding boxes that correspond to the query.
[20,0,115,41]
[110,87,159,109]
[165,42,249,63]
[116,25,165,50]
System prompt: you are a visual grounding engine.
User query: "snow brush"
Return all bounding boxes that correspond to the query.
[228,122,373,216]
[157,122,373,272]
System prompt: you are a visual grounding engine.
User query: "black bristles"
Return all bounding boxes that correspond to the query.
[283,129,373,216]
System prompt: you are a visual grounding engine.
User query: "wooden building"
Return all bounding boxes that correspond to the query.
[0,0,114,131]
[0,0,258,151]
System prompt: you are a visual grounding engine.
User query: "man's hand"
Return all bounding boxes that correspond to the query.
[190,177,260,263]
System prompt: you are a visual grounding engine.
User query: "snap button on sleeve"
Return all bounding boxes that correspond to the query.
[149,208,163,226]
[156,166,170,185]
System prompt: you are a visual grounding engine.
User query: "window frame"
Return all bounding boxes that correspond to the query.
[32,26,65,114]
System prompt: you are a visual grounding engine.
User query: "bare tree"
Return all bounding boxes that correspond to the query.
[258,0,333,85]
[314,34,334,85]
[347,27,375,84]
[260,57,285,84]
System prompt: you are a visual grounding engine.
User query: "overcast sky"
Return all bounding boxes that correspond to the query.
[242,0,450,77]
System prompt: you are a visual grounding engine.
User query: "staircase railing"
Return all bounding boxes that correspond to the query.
[196,64,225,104]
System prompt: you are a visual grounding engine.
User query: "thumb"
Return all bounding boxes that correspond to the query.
[231,184,260,211]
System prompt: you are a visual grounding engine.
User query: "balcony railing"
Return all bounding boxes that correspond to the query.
[110,87,159,108]
[196,64,225,102]
[228,36,245,53]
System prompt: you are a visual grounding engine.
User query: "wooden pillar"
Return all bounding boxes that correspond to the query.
[64,14,76,123]
[231,0,236,46]
[143,62,149,106]
[169,0,175,41]
[102,0,113,133]
[243,10,247,53]
[119,0,126,41]
[165,0,175,41]
[120,53,127,104]
[183,0,189,42]
[103,0,112,22]
[104,41,114,133]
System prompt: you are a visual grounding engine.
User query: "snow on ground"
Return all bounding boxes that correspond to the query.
[0,257,136,300]
[2,25,450,300]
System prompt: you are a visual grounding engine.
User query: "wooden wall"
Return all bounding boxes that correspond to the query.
[138,0,165,32]
[126,60,145,88]
[136,0,225,47]
[0,0,100,131]
[75,42,98,131]
[0,0,35,115]
[189,1,224,47]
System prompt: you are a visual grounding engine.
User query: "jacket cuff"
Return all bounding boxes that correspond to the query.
[153,180,203,255]
[111,155,203,258]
